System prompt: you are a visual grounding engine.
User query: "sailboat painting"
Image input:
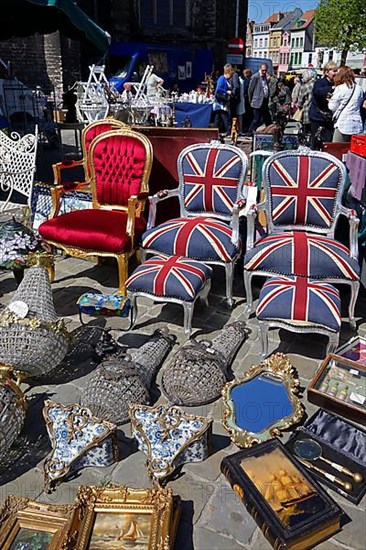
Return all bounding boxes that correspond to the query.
[89,512,151,549]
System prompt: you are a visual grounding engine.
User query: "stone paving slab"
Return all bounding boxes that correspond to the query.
[1,254,365,550]
[0,130,365,548]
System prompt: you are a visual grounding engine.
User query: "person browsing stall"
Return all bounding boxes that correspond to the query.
[246,63,272,136]
[309,61,338,149]
[213,64,233,137]
[146,72,164,99]
[328,66,364,143]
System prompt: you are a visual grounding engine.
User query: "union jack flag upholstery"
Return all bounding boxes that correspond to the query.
[257,276,341,331]
[179,147,245,216]
[141,216,240,263]
[125,255,212,301]
[244,231,360,281]
[266,155,342,228]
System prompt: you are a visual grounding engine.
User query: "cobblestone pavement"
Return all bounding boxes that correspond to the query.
[0,132,365,549]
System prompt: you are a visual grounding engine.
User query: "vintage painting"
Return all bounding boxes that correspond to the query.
[9,528,53,550]
[240,447,327,527]
[89,512,151,549]
[73,486,174,550]
[0,496,74,550]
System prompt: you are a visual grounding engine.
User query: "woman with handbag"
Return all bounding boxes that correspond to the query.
[328,66,364,142]
[309,61,338,149]
[212,64,232,137]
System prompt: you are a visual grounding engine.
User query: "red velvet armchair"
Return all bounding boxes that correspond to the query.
[50,118,127,217]
[39,129,153,293]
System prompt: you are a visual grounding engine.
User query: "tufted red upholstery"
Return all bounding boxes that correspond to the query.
[39,209,147,253]
[92,135,147,206]
[84,122,121,154]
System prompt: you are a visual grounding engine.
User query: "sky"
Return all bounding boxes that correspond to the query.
[248,0,318,22]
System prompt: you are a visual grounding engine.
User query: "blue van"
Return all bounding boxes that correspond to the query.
[108,41,213,93]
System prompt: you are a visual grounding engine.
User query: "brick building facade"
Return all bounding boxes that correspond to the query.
[0,0,248,99]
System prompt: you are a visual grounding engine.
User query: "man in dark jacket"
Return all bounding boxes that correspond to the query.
[229,65,240,121]
[309,61,338,149]
[242,68,253,132]
[246,63,272,136]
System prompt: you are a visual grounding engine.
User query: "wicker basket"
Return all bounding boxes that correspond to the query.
[81,329,175,425]
[0,262,70,378]
[0,378,27,459]
[162,322,249,406]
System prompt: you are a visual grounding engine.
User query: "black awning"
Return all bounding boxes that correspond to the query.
[1,0,110,55]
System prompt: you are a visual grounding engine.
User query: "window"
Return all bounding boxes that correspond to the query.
[294,52,298,65]
[300,37,303,47]
[291,38,295,47]
[308,53,313,64]
[139,0,154,27]
[290,53,294,65]
[329,50,334,60]
[295,37,299,47]
[139,0,189,28]
[298,53,302,65]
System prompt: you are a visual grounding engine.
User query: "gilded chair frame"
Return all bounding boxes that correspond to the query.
[43,128,153,294]
[244,148,360,328]
[49,118,129,218]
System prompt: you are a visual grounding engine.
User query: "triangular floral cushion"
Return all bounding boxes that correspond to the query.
[43,400,119,491]
[129,403,212,480]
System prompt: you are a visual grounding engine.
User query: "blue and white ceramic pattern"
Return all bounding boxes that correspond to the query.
[43,400,118,491]
[129,403,212,480]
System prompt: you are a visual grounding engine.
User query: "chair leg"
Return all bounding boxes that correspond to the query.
[47,264,55,283]
[259,321,269,357]
[135,248,142,265]
[327,331,339,355]
[348,280,359,331]
[200,279,211,308]
[225,262,235,308]
[244,270,254,313]
[140,248,147,263]
[116,254,129,295]
[128,292,138,327]
[182,301,195,337]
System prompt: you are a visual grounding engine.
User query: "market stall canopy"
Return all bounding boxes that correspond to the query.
[1,0,110,55]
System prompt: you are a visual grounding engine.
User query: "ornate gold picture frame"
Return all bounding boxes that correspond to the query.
[222,353,304,447]
[0,496,74,550]
[69,485,174,549]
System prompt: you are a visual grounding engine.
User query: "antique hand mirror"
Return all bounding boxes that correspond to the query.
[294,439,363,483]
[222,353,304,447]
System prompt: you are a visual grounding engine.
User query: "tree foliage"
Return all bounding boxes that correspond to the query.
[315,0,366,63]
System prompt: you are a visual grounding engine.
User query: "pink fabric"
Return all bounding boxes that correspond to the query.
[347,151,366,201]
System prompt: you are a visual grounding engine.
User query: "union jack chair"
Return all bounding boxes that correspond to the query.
[125,254,212,336]
[244,149,360,328]
[39,129,153,294]
[257,276,341,357]
[141,141,249,307]
[49,118,127,218]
